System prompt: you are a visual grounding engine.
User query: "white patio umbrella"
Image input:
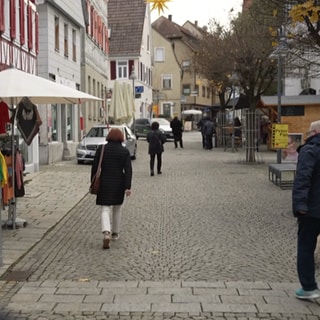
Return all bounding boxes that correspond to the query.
[109,80,128,123]
[0,68,102,230]
[122,82,136,123]
[182,109,202,115]
[0,68,102,105]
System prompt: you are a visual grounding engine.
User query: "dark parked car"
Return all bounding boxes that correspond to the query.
[131,118,151,139]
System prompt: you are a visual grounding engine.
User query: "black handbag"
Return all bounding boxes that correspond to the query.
[89,144,105,195]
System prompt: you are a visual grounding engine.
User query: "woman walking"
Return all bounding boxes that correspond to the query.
[91,128,132,249]
[146,121,166,176]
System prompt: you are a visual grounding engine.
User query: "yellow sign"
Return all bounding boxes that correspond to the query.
[271,124,289,149]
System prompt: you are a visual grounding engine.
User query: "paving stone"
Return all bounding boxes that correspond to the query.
[151,302,201,313]
[202,303,257,313]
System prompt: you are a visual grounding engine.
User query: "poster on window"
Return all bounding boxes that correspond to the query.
[283,133,303,162]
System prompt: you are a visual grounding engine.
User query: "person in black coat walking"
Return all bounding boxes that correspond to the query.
[203,118,215,150]
[170,115,183,148]
[292,120,320,300]
[91,128,132,249]
[146,121,166,176]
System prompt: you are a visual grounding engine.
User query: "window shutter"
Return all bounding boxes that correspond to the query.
[90,6,93,37]
[35,12,39,54]
[110,61,116,80]
[19,0,25,45]
[97,16,101,47]
[10,0,16,39]
[27,4,33,50]
[129,60,134,77]
[0,0,4,33]
[105,27,109,54]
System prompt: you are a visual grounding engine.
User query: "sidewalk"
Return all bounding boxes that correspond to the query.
[1,133,320,318]
[0,161,90,277]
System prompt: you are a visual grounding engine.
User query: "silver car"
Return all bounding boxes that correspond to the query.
[76,124,137,164]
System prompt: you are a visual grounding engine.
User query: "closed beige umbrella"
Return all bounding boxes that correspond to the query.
[109,81,128,124]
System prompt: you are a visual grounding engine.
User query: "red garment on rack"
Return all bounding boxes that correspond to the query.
[0,101,10,134]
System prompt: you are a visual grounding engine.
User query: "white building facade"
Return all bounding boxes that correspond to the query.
[37,0,84,165]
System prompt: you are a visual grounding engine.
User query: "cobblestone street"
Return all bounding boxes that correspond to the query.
[0,131,319,319]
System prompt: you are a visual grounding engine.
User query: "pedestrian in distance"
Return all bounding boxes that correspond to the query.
[146,121,167,176]
[91,128,132,250]
[197,117,208,149]
[203,118,215,150]
[292,120,320,300]
[170,115,184,148]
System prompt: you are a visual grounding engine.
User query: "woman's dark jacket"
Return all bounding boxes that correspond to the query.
[292,133,320,218]
[91,141,132,206]
[146,129,166,154]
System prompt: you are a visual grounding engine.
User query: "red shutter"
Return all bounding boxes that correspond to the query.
[27,4,33,50]
[97,16,101,46]
[35,12,38,54]
[0,0,4,33]
[129,60,134,76]
[19,0,25,45]
[10,0,16,39]
[110,61,116,80]
[102,24,106,52]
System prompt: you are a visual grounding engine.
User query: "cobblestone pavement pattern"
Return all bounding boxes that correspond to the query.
[0,132,319,319]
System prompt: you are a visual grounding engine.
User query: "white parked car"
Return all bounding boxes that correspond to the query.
[76,124,137,164]
[151,118,174,140]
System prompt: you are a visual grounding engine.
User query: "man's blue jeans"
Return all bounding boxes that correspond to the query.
[297,216,320,290]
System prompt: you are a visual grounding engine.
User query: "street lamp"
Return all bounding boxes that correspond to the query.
[229,71,239,152]
[269,26,288,164]
[129,66,137,134]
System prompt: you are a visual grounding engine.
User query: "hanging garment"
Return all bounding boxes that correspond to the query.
[15,150,25,197]
[0,101,10,134]
[16,97,42,145]
[0,151,8,186]
[2,155,13,205]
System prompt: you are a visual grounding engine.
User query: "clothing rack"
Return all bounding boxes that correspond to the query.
[0,133,26,229]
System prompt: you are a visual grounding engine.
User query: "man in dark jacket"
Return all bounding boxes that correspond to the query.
[203,118,215,150]
[197,118,207,149]
[170,116,183,148]
[292,120,320,300]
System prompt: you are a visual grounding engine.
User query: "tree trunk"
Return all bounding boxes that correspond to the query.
[244,110,258,163]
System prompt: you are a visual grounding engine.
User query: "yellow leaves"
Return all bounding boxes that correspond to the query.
[289,0,320,23]
[145,0,171,15]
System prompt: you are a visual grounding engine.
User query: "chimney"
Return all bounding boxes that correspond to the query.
[195,20,198,27]
[168,15,172,21]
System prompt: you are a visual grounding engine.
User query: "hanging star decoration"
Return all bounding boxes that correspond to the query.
[146,0,171,15]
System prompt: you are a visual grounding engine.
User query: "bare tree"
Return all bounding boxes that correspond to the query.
[196,9,277,162]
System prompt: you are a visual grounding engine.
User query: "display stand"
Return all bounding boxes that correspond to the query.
[0,131,27,229]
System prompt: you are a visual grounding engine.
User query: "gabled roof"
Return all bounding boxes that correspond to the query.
[152,16,200,51]
[108,0,146,57]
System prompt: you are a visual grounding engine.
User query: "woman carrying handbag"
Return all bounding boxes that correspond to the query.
[91,128,132,249]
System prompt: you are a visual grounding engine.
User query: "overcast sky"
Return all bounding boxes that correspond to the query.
[150,0,243,27]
